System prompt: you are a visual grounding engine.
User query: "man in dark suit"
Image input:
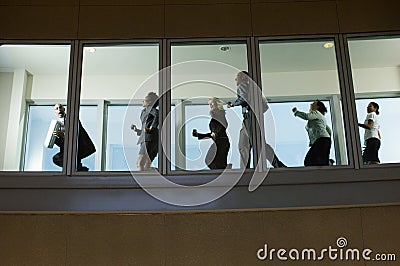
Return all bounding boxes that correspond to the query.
[53,103,96,171]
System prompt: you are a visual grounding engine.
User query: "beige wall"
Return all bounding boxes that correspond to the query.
[1,0,400,39]
[0,73,13,169]
[0,204,399,265]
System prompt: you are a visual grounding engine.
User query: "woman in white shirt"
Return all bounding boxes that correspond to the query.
[358,102,381,164]
[292,100,332,166]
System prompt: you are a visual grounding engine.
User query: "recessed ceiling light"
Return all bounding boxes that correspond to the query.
[85,47,96,53]
[219,46,231,52]
[323,42,334,49]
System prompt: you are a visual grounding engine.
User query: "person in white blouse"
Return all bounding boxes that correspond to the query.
[358,102,381,164]
[292,100,332,166]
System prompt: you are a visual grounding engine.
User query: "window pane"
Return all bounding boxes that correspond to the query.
[349,36,400,164]
[170,42,248,171]
[0,44,70,171]
[267,101,335,167]
[259,39,348,167]
[79,43,159,171]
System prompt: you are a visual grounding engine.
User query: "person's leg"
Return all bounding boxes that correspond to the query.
[143,155,152,170]
[238,124,251,168]
[52,152,63,168]
[146,141,158,169]
[137,143,147,170]
[362,138,374,164]
[321,137,332,165]
[365,138,381,164]
[304,143,318,166]
[305,138,331,166]
[265,142,286,168]
[213,139,230,169]
[76,158,89,171]
[206,143,217,169]
[314,137,331,166]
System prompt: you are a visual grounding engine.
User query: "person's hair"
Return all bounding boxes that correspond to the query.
[370,101,380,115]
[241,70,249,77]
[315,100,328,115]
[209,97,224,111]
[237,71,250,83]
[145,92,159,107]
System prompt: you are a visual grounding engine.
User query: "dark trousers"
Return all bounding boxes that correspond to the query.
[304,137,331,166]
[53,151,84,169]
[205,138,230,169]
[362,137,381,163]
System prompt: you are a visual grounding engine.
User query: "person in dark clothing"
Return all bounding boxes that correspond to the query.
[131,92,159,171]
[193,97,230,169]
[52,103,96,171]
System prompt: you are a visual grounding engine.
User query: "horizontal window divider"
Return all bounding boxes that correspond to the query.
[1,166,400,189]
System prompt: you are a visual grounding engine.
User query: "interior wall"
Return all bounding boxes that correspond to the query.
[26,67,400,101]
[0,72,13,169]
[1,0,399,39]
[352,67,400,94]
[0,205,399,265]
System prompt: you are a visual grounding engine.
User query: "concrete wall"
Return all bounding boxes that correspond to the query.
[0,204,399,265]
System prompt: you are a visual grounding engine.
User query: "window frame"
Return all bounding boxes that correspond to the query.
[0,40,74,175]
[254,35,356,171]
[345,32,400,169]
[1,34,400,212]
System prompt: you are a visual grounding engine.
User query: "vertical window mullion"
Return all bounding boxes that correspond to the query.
[337,34,362,169]
[66,40,81,175]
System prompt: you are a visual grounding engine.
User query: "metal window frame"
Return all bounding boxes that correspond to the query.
[255,34,356,170]
[1,35,400,212]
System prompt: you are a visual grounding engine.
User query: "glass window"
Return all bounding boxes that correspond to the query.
[170,42,249,171]
[0,44,70,171]
[79,43,159,172]
[349,36,400,165]
[259,39,348,167]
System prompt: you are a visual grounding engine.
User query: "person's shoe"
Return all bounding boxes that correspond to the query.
[77,165,89,171]
[272,157,287,168]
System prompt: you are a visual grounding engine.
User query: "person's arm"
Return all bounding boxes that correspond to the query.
[131,124,142,136]
[358,113,375,130]
[326,125,332,137]
[358,115,374,130]
[197,132,212,139]
[211,120,226,138]
[293,109,319,121]
[230,83,249,107]
[378,130,381,139]
[145,109,159,133]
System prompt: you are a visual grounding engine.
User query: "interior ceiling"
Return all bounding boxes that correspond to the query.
[0,39,399,76]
